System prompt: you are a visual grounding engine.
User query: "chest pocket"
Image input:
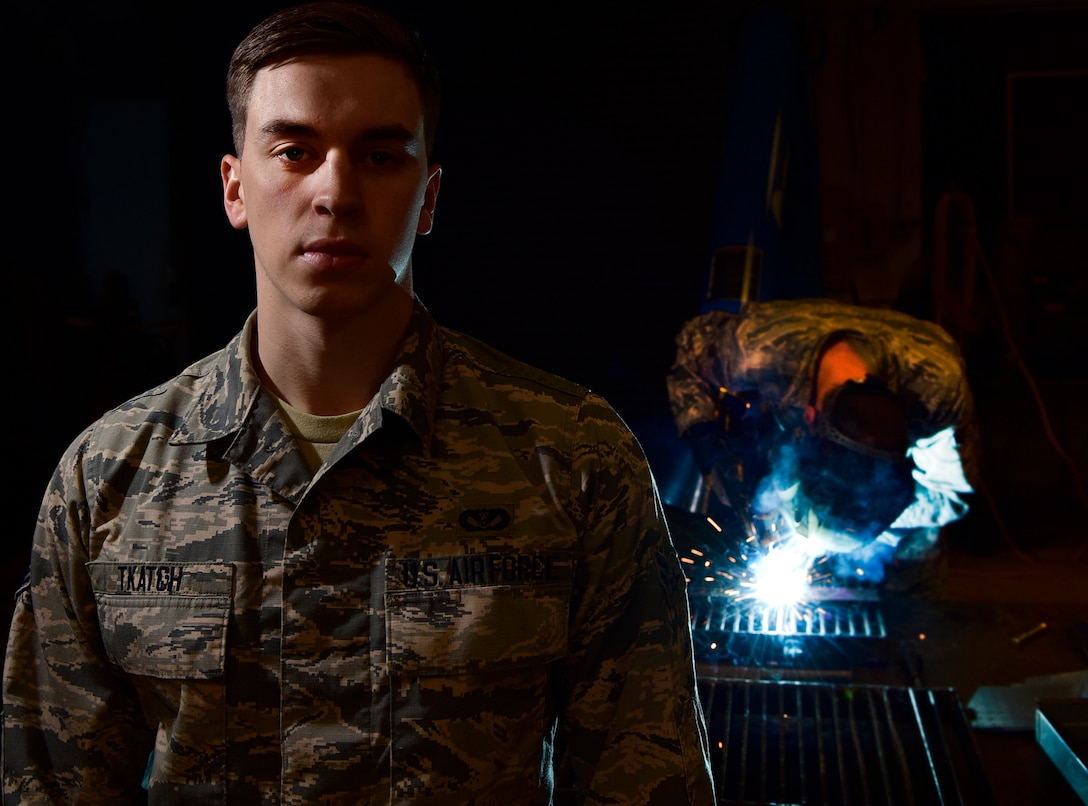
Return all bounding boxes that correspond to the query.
[385,552,572,676]
[87,561,234,679]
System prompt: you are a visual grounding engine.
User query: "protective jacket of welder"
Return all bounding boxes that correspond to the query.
[666,297,979,561]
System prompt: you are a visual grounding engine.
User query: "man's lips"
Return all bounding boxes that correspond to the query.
[300,239,368,270]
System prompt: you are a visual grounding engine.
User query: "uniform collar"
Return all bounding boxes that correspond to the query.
[170,310,265,446]
[368,298,441,453]
[170,300,442,457]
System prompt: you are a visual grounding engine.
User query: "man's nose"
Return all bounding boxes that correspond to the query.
[312,154,361,217]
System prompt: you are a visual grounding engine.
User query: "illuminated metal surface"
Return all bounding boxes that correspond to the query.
[699,678,997,805]
[1035,699,1088,803]
[690,593,890,670]
[692,595,887,639]
[678,511,899,669]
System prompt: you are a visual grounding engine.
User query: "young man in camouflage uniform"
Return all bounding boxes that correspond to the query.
[2,3,715,802]
[667,297,978,584]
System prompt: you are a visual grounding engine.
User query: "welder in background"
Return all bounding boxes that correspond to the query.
[666,297,979,592]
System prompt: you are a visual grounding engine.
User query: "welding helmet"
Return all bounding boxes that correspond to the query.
[794,377,916,552]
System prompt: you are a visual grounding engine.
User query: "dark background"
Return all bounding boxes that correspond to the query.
[6,1,1087,599]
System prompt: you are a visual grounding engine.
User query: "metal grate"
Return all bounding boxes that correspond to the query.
[690,595,891,669]
[700,678,997,805]
[692,595,888,639]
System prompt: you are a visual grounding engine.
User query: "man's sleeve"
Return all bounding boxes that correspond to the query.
[666,311,740,438]
[554,394,716,804]
[893,331,979,530]
[3,434,154,804]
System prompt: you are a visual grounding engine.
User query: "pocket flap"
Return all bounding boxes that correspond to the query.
[87,562,233,679]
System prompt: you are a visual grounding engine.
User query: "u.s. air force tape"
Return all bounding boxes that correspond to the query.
[386,550,573,591]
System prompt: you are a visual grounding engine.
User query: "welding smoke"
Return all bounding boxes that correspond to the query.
[824,538,897,584]
[752,442,801,521]
[751,441,904,585]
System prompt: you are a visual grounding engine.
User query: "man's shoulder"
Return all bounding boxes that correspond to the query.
[117,346,228,411]
[73,343,235,452]
[437,326,589,403]
[432,326,643,445]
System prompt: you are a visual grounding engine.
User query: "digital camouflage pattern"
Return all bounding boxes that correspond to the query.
[667,298,978,539]
[3,301,715,805]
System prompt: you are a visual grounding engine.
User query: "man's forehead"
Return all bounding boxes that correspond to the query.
[246,54,425,135]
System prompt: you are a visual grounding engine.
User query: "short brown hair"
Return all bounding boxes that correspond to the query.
[226,1,441,156]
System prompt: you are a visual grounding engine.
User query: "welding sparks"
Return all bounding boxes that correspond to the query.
[688,535,824,609]
[687,530,818,608]
[747,539,814,606]
[682,504,893,611]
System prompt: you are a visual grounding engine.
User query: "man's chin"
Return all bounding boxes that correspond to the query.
[297,282,411,320]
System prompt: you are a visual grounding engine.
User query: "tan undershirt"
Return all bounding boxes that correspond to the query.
[275,396,361,473]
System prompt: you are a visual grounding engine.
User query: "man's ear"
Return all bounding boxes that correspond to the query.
[222,155,248,230]
[416,164,442,235]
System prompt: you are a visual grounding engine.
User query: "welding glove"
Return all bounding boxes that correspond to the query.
[898,426,974,527]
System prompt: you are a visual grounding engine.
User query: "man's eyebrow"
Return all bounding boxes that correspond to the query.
[256,119,318,141]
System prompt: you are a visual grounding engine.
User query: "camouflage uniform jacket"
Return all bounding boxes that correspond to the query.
[4,302,715,805]
[667,298,978,533]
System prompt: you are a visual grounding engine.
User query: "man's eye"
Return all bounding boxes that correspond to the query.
[279,147,306,162]
[368,151,392,166]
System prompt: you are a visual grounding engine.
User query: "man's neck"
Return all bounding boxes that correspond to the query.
[253,291,414,416]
